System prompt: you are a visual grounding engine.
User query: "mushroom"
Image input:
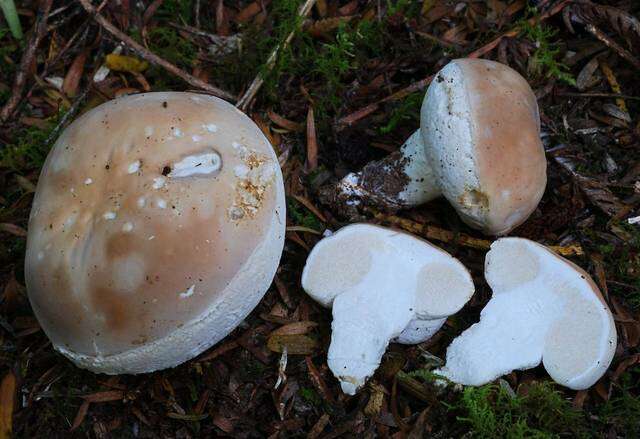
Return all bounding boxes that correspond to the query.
[25,92,286,374]
[301,224,474,394]
[435,237,617,390]
[332,58,547,235]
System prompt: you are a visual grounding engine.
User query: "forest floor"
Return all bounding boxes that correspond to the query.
[1,0,640,437]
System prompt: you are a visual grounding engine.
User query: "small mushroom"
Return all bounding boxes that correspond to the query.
[301,224,474,394]
[25,92,286,374]
[333,58,547,235]
[435,238,617,390]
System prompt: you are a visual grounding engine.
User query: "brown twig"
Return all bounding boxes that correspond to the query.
[585,23,640,70]
[77,0,234,101]
[337,0,572,127]
[373,211,584,257]
[235,0,317,111]
[556,92,640,101]
[0,0,54,121]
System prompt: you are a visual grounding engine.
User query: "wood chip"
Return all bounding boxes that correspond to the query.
[306,106,318,171]
[307,413,330,439]
[70,400,90,431]
[0,372,16,438]
[305,357,334,403]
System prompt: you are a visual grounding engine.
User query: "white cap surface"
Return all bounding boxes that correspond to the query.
[302,224,474,394]
[436,238,616,389]
[421,59,547,235]
[25,92,286,374]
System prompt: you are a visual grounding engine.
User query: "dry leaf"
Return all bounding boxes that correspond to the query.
[63,51,87,98]
[270,321,318,337]
[0,223,27,237]
[267,110,304,132]
[267,334,318,355]
[306,16,355,37]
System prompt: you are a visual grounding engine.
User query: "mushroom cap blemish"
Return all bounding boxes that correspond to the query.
[25,92,286,374]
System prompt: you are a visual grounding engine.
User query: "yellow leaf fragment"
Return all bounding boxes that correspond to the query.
[105,54,149,73]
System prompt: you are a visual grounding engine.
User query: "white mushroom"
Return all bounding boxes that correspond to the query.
[333,58,547,235]
[435,237,617,390]
[25,92,286,374]
[301,224,474,394]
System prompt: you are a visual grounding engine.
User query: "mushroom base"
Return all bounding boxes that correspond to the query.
[322,131,440,216]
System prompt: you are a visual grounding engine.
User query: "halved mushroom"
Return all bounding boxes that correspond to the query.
[331,58,547,235]
[25,92,286,374]
[301,224,474,394]
[435,238,617,390]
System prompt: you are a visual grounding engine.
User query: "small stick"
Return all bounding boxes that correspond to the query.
[77,0,234,101]
[373,212,584,257]
[585,23,640,71]
[556,92,640,101]
[0,0,53,121]
[236,0,317,111]
[337,0,572,127]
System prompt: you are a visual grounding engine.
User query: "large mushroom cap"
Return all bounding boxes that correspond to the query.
[421,58,547,235]
[436,237,616,390]
[25,92,286,374]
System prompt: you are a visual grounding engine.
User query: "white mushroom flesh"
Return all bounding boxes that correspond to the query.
[435,238,617,390]
[302,224,474,394]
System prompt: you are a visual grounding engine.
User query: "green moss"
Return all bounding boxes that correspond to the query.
[287,197,323,231]
[156,0,193,24]
[455,382,588,438]
[0,26,18,78]
[379,92,422,134]
[385,0,421,19]
[147,27,198,68]
[519,8,575,86]
[599,367,640,436]
[0,111,62,170]
[299,387,322,407]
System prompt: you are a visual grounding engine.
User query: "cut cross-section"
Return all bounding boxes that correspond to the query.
[302,224,474,394]
[436,237,616,389]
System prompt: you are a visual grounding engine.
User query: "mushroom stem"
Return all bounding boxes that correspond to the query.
[327,266,415,395]
[334,130,440,211]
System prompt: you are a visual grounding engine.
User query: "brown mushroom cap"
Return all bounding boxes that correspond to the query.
[421,58,547,235]
[25,92,285,373]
